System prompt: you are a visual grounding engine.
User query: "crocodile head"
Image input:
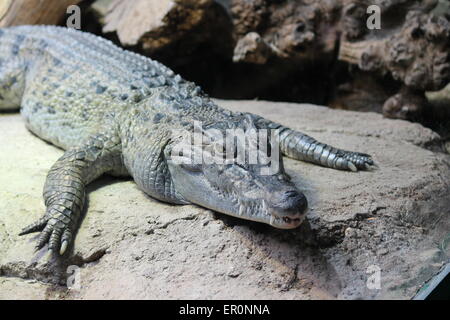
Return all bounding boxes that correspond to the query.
[165,119,308,229]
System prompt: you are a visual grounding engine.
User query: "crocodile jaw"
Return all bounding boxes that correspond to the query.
[166,160,307,229]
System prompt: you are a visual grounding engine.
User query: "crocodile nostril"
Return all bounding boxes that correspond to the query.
[284,190,298,197]
[289,191,308,214]
[268,189,308,217]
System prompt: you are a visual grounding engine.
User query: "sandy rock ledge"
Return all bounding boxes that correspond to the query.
[0,100,449,299]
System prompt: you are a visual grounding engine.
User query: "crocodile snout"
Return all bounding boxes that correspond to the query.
[267,189,308,228]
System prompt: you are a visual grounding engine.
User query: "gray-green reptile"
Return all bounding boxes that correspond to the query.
[0,26,374,255]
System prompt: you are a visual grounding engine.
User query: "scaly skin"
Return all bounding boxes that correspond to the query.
[0,26,374,255]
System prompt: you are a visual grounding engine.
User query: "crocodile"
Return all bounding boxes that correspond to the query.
[0,25,374,255]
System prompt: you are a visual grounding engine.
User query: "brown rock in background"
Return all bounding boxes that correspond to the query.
[85,0,450,123]
[91,0,232,59]
[0,0,81,27]
[229,0,450,120]
[230,0,341,64]
[339,1,450,120]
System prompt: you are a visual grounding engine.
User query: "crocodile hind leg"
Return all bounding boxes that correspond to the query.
[19,130,123,255]
[255,116,374,171]
[0,57,26,110]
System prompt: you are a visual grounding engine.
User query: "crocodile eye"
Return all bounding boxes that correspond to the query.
[180,163,202,172]
[180,162,202,172]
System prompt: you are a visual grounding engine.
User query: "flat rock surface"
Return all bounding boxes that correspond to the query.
[0,100,449,299]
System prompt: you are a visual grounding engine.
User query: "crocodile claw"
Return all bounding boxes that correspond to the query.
[19,210,74,256]
[348,162,357,172]
[60,240,69,255]
[19,216,48,236]
[343,152,374,172]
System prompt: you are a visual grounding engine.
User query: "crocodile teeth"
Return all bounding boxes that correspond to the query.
[262,200,267,214]
[239,204,244,216]
[270,215,275,225]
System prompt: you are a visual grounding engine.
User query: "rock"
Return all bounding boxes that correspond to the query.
[338,4,450,120]
[230,0,339,62]
[83,1,450,118]
[229,0,450,120]
[345,227,358,238]
[0,0,82,27]
[94,0,231,56]
[424,83,450,152]
[0,278,52,299]
[1,100,449,299]
[101,0,176,47]
[232,32,273,64]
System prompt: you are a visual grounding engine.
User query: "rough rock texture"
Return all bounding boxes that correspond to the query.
[339,8,450,119]
[91,0,232,59]
[0,0,82,27]
[230,0,339,63]
[85,0,450,121]
[1,100,449,299]
[426,83,450,153]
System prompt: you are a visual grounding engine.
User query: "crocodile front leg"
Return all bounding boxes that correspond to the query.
[19,131,123,255]
[255,117,374,171]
